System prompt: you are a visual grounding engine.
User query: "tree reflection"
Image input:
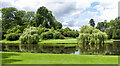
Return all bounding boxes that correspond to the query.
[79,43,120,55]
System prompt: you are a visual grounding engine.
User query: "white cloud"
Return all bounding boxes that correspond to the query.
[0,0,120,30]
[94,0,119,22]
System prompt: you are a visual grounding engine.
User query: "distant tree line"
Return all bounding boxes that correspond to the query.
[89,18,120,39]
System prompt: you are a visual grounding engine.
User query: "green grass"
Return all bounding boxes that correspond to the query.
[0,39,20,44]
[0,38,119,44]
[104,39,114,44]
[39,38,78,44]
[2,52,118,64]
[39,38,118,44]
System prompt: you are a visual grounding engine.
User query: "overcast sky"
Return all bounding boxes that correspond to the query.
[0,0,119,30]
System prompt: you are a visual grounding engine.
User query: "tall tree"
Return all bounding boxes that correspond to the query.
[14,10,26,26]
[25,11,35,24]
[54,21,62,29]
[35,6,56,28]
[1,7,18,32]
[42,20,49,28]
[96,20,108,32]
[89,19,95,27]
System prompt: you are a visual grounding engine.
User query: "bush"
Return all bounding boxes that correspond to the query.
[6,25,23,34]
[53,32,61,39]
[6,33,19,41]
[57,29,64,35]
[63,31,68,37]
[59,35,65,39]
[19,27,39,44]
[40,31,53,40]
[37,27,46,35]
[63,31,79,38]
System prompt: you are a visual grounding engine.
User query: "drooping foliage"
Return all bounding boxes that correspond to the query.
[78,26,108,46]
[19,27,39,44]
[6,33,19,41]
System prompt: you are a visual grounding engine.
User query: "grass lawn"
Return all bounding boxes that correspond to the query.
[0,38,77,44]
[2,52,118,64]
[0,39,20,44]
[38,38,78,44]
[0,38,119,44]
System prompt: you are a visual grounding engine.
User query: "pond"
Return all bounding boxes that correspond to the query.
[1,43,120,55]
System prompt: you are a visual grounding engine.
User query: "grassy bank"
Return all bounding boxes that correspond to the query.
[0,38,119,44]
[0,38,77,44]
[38,38,77,44]
[0,39,20,44]
[2,52,118,64]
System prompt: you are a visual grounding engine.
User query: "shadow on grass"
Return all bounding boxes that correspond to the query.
[2,53,22,64]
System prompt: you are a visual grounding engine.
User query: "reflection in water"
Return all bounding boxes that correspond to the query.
[79,43,120,55]
[2,43,120,55]
[2,43,78,54]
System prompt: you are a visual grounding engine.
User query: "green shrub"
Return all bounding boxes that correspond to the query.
[6,33,19,41]
[19,27,39,44]
[37,27,45,35]
[6,25,23,34]
[59,35,65,39]
[53,32,61,39]
[63,31,68,37]
[40,33,48,40]
[57,29,64,35]
[63,31,78,38]
[41,31,53,40]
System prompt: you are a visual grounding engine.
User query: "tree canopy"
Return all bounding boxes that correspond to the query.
[96,17,120,39]
[35,6,57,28]
[89,19,95,27]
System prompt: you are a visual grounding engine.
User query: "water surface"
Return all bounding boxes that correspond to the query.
[1,43,120,55]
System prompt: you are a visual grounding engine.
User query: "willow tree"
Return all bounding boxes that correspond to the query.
[78,25,108,47]
[19,27,39,44]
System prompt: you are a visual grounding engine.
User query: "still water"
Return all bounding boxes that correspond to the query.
[1,43,120,55]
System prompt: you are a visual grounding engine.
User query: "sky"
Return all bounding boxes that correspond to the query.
[0,0,120,30]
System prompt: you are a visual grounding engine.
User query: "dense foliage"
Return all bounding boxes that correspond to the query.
[0,6,63,40]
[6,33,19,41]
[78,26,108,46]
[19,27,39,44]
[40,31,65,40]
[96,18,120,39]
[1,6,119,44]
[40,31,54,40]
[53,32,61,39]
[62,27,79,38]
